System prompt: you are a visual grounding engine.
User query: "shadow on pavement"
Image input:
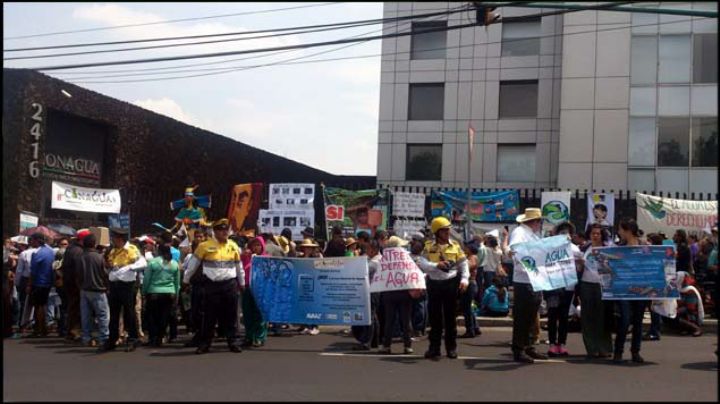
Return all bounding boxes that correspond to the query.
[681,361,718,371]
[565,357,659,367]
[378,356,423,365]
[20,338,62,344]
[463,341,511,348]
[326,341,364,351]
[464,358,529,371]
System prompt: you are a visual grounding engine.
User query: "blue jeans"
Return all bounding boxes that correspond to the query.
[46,289,61,326]
[614,300,646,355]
[461,281,479,335]
[80,290,109,345]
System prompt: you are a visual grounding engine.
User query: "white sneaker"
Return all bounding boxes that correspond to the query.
[309,327,320,336]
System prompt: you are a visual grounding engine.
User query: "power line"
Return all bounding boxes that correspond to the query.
[3,7,475,61]
[2,2,345,40]
[59,17,700,84]
[3,7,472,52]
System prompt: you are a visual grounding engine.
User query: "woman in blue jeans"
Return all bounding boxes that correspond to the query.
[613,218,648,364]
[459,241,480,338]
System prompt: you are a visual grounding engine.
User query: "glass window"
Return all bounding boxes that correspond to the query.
[408,83,444,120]
[497,144,536,182]
[693,34,718,83]
[629,118,656,166]
[657,118,690,167]
[630,87,657,116]
[499,80,538,118]
[658,87,690,116]
[410,21,447,60]
[631,36,658,85]
[692,118,718,167]
[628,169,655,192]
[406,144,442,181]
[658,35,691,83]
[501,19,541,56]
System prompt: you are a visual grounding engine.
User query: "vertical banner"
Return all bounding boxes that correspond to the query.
[269,183,315,211]
[541,191,571,235]
[636,193,718,237]
[430,190,519,222]
[250,256,371,325]
[19,211,39,233]
[586,193,615,233]
[258,209,314,241]
[227,183,263,237]
[511,235,578,292]
[324,187,389,237]
[392,191,426,218]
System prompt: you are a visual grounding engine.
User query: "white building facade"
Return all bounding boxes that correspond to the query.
[376,2,718,196]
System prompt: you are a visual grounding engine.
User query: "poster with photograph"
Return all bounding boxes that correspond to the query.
[228,183,264,237]
[270,183,315,210]
[259,209,315,241]
[585,193,615,234]
[324,187,389,237]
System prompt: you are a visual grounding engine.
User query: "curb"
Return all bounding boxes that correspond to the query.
[463,317,718,333]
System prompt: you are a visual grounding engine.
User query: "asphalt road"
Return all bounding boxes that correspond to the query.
[3,327,718,402]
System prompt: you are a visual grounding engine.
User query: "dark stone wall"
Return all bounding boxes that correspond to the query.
[2,68,375,236]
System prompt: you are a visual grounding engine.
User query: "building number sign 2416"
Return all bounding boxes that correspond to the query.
[29,103,43,178]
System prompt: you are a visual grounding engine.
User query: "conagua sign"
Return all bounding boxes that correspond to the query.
[51,180,121,213]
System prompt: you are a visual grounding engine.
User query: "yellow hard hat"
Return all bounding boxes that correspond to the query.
[430,216,452,234]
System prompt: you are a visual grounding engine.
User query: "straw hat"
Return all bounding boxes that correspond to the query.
[516,207,543,223]
[345,237,358,247]
[385,235,409,248]
[298,238,319,248]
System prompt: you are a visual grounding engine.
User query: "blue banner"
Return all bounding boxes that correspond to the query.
[250,256,371,325]
[430,190,519,222]
[511,235,578,292]
[589,245,679,300]
[108,213,130,231]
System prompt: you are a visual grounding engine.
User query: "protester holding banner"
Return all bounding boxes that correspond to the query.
[417,217,469,360]
[612,218,649,364]
[504,207,548,364]
[183,219,244,354]
[241,237,269,348]
[459,240,481,339]
[579,223,614,359]
[351,239,382,350]
[408,236,428,337]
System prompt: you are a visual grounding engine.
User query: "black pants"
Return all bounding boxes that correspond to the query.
[168,295,178,340]
[381,290,413,348]
[427,277,460,354]
[146,294,174,343]
[511,282,542,354]
[352,292,380,346]
[546,289,574,345]
[108,281,138,343]
[198,279,238,349]
[56,287,68,337]
[614,300,647,355]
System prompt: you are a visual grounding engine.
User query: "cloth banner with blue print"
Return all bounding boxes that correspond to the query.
[511,235,578,292]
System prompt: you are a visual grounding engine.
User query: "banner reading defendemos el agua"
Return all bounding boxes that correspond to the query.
[511,235,578,292]
[250,256,371,325]
[369,247,426,293]
[636,193,717,237]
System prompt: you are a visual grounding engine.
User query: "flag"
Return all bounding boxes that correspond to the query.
[468,123,476,161]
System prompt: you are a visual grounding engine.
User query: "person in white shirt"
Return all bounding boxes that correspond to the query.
[16,243,37,333]
[579,223,614,359]
[503,207,548,364]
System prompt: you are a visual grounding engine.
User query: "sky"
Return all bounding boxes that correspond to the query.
[3,2,385,176]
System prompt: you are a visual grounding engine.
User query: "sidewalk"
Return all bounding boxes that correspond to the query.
[467,315,718,333]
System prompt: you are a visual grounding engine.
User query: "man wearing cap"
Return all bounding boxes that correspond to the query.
[183,219,244,354]
[417,217,469,360]
[102,228,146,352]
[503,207,548,363]
[59,229,90,342]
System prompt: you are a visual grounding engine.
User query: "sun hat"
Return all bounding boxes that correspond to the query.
[516,208,542,223]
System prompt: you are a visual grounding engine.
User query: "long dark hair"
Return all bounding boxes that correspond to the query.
[586,223,610,244]
[158,243,173,262]
[618,218,641,238]
[493,275,506,301]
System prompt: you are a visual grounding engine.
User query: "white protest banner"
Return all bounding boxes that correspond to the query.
[392,219,426,238]
[636,193,718,237]
[369,247,426,293]
[511,235,578,292]
[259,209,314,241]
[51,181,121,213]
[19,211,39,233]
[585,193,614,233]
[269,183,315,210]
[392,192,426,217]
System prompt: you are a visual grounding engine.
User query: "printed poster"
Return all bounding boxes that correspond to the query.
[250,256,371,325]
[585,193,614,233]
[541,191,571,226]
[392,191,426,218]
[108,213,130,233]
[324,187,389,237]
[590,245,679,300]
[269,183,315,211]
[227,183,263,237]
[636,193,717,237]
[392,219,426,238]
[51,181,121,213]
[511,235,578,292]
[430,190,519,223]
[258,209,314,241]
[369,247,426,293]
[19,211,39,233]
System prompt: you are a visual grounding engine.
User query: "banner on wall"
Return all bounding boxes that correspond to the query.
[227,183,263,237]
[392,219,426,238]
[541,192,572,226]
[250,256,371,325]
[258,209,314,241]
[19,211,39,233]
[51,181,121,213]
[511,235,578,292]
[430,190,519,223]
[324,187,389,237]
[589,245,679,300]
[108,213,130,232]
[269,183,315,211]
[636,193,718,237]
[585,193,615,233]
[392,192,426,218]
